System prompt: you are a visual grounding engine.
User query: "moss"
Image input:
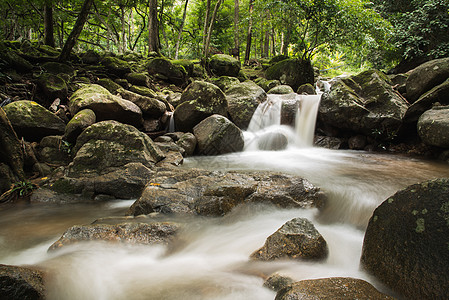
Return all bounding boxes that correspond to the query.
[415,218,425,233]
[96,78,122,93]
[387,198,394,203]
[51,178,82,194]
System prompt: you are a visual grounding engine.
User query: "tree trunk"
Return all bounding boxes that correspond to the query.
[244,0,254,64]
[58,0,94,61]
[233,0,239,59]
[204,0,223,58]
[202,0,212,55]
[282,28,291,56]
[263,30,269,58]
[175,0,189,59]
[148,0,160,54]
[44,2,55,47]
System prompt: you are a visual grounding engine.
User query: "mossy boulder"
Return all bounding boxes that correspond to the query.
[257,78,280,92]
[406,57,449,103]
[209,76,240,93]
[297,83,316,95]
[69,84,143,128]
[265,58,314,91]
[0,47,33,72]
[3,100,66,142]
[417,105,449,148]
[319,70,409,140]
[96,78,122,93]
[39,135,71,166]
[250,217,328,261]
[361,178,449,300]
[193,114,244,155]
[209,54,241,77]
[268,85,294,94]
[126,72,151,87]
[147,57,187,86]
[173,81,227,132]
[42,62,75,77]
[269,55,289,65]
[68,120,164,177]
[128,85,158,98]
[0,264,46,300]
[117,88,166,118]
[63,109,96,144]
[226,81,267,129]
[37,73,68,103]
[81,50,101,64]
[101,56,132,76]
[172,59,194,77]
[275,278,395,300]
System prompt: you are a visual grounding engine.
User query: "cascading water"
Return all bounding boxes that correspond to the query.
[244,93,321,150]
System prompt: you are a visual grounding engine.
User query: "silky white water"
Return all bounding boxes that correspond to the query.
[1,92,449,299]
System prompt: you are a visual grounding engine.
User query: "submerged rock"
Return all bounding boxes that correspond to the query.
[193,114,244,155]
[226,81,267,129]
[0,264,46,300]
[127,169,325,216]
[173,81,227,132]
[275,277,395,300]
[361,178,449,300]
[250,217,328,261]
[3,100,66,142]
[417,105,449,148]
[49,222,180,251]
[263,273,295,292]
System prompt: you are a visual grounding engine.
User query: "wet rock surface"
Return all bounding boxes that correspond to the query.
[0,264,46,300]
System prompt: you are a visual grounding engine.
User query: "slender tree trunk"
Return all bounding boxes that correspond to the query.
[263,28,269,58]
[233,0,239,59]
[202,0,211,55]
[282,28,291,56]
[148,0,160,54]
[244,0,254,64]
[175,0,189,59]
[44,2,55,47]
[58,0,94,61]
[204,0,223,58]
[120,5,126,54]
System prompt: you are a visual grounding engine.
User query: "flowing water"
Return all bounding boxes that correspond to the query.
[1,94,449,299]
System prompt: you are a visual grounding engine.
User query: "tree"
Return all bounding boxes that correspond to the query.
[44,0,55,47]
[244,0,254,63]
[233,0,239,59]
[203,0,223,57]
[175,0,189,59]
[148,0,160,54]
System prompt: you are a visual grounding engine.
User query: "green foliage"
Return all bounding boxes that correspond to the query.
[10,180,38,197]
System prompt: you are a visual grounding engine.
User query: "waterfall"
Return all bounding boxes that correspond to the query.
[245,93,321,151]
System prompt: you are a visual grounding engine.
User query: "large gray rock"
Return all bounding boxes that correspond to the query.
[127,169,325,216]
[406,57,449,103]
[147,57,187,86]
[265,58,314,91]
[209,76,240,93]
[101,56,131,76]
[49,222,180,251]
[319,70,409,140]
[275,277,395,300]
[3,100,66,142]
[0,264,46,300]
[209,54,241,77]
[193,114,244,155]
[173,81,227,132]
[69,84,143,128]
[226,81,267,129]
[63,109,96,144]
[39,135,71,166]
[361,178,449,300]
[67,120,164,177]
[417,106,449,148]
[117,88,166,119]
[250,217,328,261]
[36,73,68,104]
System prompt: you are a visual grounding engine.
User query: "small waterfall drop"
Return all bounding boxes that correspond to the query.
[245,93,321,150]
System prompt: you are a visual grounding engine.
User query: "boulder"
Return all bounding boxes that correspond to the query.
[268,85,294,94]
[209,54,241,77]
[126,72,151,87]
[404,78,449,123]
[81,50,101,64]
[147,57,187,86]
[296,83,316,95]
[127,169,325,216]
[37,73,68,104]
[257,132,288,151]
[39,135,71,166]
[172,59,195,77]
[176,132,197,156]
[193,114,244,155]
[275,278,395,300]
[265,58,314,91]
[173,81,227,132]
[117,88,166,118]
[257,78,280,92]
[67,120,164,177]
[96,78,122,93]
[51,162,155,199]
[226,81,267,129]
[49,222,180,251]
[63,109,96,144]
[319,70,409,140]
[3,100,66,142]
[41,61,75,77]
[0,46,33,72]
[406,57,449,103]
[0,264,46,300]
[0,108,25,181]
[417,106,449,148]
[263,273,295,292]
[250,217,328,261]
[360,178,449,300]
[68,84,143,128]
[101,56,131,76]
[209,76,240,93]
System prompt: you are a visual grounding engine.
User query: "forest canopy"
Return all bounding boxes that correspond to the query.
[0,0,448,71]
